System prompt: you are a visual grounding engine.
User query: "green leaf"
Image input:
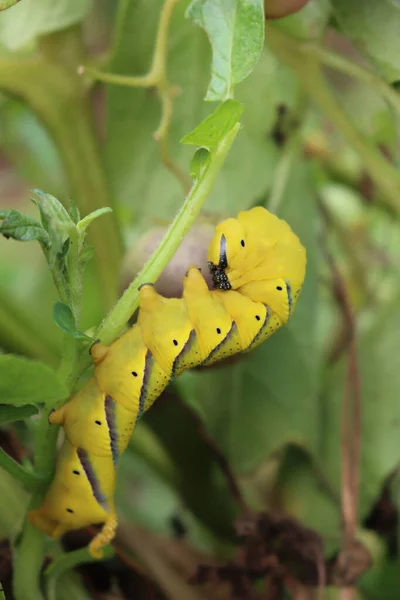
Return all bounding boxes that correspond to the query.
[31,189,73,232]
[0,356,68,407]
[320,297,400,521]
[0,0,92,51]
[0,404,38,425]
[189,147,210,179]
[69,198,80,225]
[181,99,243,151]
[178,160,320,473]
[105,0,295,223]
[0,209,49,246]
[53,302,91,340]
[31,189,73,268]
[186,0,265,101]
[332,0,400,82]
[77,207,113,234]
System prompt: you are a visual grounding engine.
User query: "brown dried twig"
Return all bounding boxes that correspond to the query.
[319,206,362,600]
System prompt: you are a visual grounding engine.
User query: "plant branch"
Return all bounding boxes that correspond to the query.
[45,546,115,600]
[267,25,400,214]
[304,42,400,117]
[80,0,191,193]
[0,448,44,490]
[94,122,241,348]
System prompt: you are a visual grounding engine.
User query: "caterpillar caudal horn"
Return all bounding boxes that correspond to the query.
[28,206,306,557]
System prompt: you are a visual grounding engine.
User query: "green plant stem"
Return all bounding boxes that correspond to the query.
[0,293,59,365]
[0,582,5,600]
[45,546,115,600]
[13,234,85,600]
[94,122,241,348]
[268,136,301,214]
[304,42,400,116]
[0,448,44,490]
[0,31,122,312]
[267,25,400,214]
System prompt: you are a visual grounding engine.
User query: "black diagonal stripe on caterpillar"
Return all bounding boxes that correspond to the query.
[29,206,307,558]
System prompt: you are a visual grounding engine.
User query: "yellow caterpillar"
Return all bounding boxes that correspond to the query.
[29,207,306,557]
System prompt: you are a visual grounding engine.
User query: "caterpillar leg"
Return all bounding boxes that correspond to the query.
[49,405,66,426]
[88,513,118,558]
[91,341,110,366]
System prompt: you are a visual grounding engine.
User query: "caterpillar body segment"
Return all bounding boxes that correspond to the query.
[29,439,117,547]
[29,207,307,557]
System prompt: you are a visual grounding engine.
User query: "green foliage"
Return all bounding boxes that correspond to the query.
[52,302,92,340]
[105,0,293,223]
[0,209,49,247]
[1,0,400,598]
[186,0,264,100]
[0,355,68,406]
[332,0,400,81]
[181,99,243,151]
[0,0,92,50]
[0,404,38,425]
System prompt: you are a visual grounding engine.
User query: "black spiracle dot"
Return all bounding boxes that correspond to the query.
[173,339,178,346]
[72,470,80,475]
[240,239,245,247]
[132,371,138,377]
[66,508,74,513]
[276,286,283,291]
[216,327,221,334]
[95,420,102,426]
[255,315,261,321]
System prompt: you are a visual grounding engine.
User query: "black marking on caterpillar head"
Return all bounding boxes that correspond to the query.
[208,233,232,291]
[105,395,119,467]
[136,350,153,422]
[219,234,228,269]
[77,448,107,509]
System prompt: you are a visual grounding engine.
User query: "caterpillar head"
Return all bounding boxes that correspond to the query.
[207,216,246,290]
[207,207,307,297]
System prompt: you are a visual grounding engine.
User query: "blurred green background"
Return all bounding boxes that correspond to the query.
[1,0,400,598]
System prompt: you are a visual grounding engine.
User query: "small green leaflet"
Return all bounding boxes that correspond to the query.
[190,147,210,179]
[53,302,91,340]
[181,99,243,152]
[0,209,49,246]
[77,207,113,233]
